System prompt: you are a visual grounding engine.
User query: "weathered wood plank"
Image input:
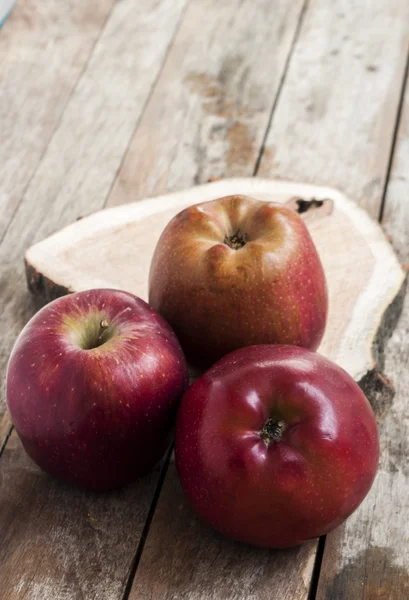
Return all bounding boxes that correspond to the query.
[107,0,306,206]
[0,418,12,457]
[382,81,409,261]
[0,0,115,241]
[315,63,409,600]
[0,0,189,443]
[0,430,166,600]
[257,0,409,220]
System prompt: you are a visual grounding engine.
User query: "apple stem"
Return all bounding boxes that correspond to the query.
[260,418,286,444]
[97,319,109,344]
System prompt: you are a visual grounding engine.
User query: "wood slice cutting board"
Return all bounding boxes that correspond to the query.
[25,178,406,397]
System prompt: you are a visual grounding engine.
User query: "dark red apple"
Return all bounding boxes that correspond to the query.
[149,195,328,367]
[175,345,379,548]
[7,289,188,492]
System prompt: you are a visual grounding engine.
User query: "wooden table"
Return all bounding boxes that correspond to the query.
[1,1,409,598]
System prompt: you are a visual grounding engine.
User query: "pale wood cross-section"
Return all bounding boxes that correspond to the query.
[25,177,405,392]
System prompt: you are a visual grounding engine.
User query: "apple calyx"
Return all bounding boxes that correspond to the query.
[260,418,286,445]
[224,229,248,250]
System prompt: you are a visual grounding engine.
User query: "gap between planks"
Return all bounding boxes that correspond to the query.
[121,446,173,600]
[378,36,409,223]
[252,0,310,177]
[102,0,193,213]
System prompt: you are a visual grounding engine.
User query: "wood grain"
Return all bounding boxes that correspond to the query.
[0,0,188,444]
[315,60,409,600]
[382,74,409,262]
[0,430,165,600]
[316,261,409,598]
[129,462,317,600]
[0,0,115,241]
[107,0,306,206]
[257,0,409,220]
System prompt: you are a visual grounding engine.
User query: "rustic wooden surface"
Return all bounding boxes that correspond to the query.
[315,39,409,600]
[0,431,166,600]
[257,0,409,220]
[1,0,409,598]
[129,462,318,600]
[107,0,306,205]
[0,0,115,240]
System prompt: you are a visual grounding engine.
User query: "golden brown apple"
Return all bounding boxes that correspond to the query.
[149,195,328,367]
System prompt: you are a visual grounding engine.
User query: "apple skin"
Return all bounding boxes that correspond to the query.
[149,195,328,367]
[175,345,379,548]
[6,289,188,492]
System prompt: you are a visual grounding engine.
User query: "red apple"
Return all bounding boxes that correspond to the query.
[175,345,379,548]
[149,195,328,367]
[7,289,188,492]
